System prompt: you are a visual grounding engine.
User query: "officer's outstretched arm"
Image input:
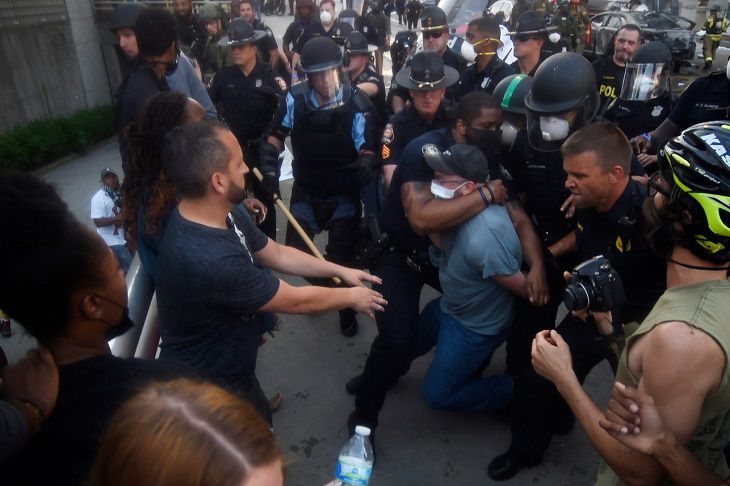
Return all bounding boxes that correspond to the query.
[401,180,503,234]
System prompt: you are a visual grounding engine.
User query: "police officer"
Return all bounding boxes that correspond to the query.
[631,60,730,159]
[551,0,577,51]
[592,24,641,114]
[208,19,287,239]
[364,0,391,75]
[239,0,291,75]
[199,2,231,82]
[381,51,457,188]
[282,0,318,66]
[261,37,378,337]
[404,0,421,30]
[602,42,673,144]
[454,16,516,100]
[510,10,552,76]
[172,0,208,61]
[346,92,509,439]
[390,7,465,113]
[493,74,532,153]
[488,123,665,481]
[496,53,599,385]
[294,0,354,54]
[703,5,728,70]
[344,31,387,131]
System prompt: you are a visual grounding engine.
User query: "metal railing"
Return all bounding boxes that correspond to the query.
[109,255,160,359]
[93,0,230,11]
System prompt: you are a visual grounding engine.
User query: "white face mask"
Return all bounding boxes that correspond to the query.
[726,60,730,81]
[501,121,520,148]
[539,116,570,142]
[431,180,466,199]
[460,41,477,63]
[320,10,333,26]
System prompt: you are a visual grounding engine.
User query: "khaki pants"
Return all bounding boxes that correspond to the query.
[704,35,722,64]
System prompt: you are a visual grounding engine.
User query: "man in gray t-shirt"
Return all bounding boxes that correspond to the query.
[419,145,528,412]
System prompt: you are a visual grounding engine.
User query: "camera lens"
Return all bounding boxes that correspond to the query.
[563,282,591,311]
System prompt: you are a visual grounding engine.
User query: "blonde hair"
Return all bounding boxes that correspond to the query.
[92,379,281,486]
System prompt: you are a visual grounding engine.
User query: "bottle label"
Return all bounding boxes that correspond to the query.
[336,456,372,485]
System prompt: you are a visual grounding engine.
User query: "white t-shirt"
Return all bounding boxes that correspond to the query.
[90,188,126,247]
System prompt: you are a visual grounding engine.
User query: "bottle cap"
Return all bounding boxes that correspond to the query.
[355,425,371,436]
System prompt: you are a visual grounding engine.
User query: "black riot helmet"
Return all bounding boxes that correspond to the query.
[650,122,730,263]
[109,2,147,32]
[299,37,351,108]
[620,41,672,101]
[524,52,599,151]
[493,74,533,149]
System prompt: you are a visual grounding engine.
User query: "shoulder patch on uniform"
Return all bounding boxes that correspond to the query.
[421,143,441,159]
[381,123,394,145]
[275,76,288,92]
[651,105,663,117]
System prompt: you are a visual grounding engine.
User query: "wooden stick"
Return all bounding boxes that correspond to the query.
[252,167,342,285]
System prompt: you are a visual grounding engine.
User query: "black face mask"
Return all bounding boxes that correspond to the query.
[466,126,502,157]
[95,294,135,340]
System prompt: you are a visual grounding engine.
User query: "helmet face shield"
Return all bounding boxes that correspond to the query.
[620,63,669,101]
[302,66,352,110]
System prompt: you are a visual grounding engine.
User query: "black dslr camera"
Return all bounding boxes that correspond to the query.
[563,256,626,312]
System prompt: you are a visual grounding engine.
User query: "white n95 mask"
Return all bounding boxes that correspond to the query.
[539,116,570,142]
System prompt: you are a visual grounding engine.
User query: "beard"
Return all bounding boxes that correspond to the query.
[227,181,247,205]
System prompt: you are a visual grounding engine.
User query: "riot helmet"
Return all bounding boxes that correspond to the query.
[524,52,599,151]
[109,2,147,32]
[620,41,672,101]
[299,37,351,109]
[649,122,730,263]
[493,74,533,148]
[339,8,364,31]
[199,2,224,22]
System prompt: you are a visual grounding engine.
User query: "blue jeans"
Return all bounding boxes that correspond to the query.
[420,298,514,412]
[111,244,133,275]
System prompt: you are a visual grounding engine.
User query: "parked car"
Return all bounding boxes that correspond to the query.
[584,10,695,71]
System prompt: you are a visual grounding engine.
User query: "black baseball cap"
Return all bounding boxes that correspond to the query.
[423,144,491,182]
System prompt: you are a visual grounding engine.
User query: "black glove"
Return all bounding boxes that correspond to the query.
[258,140,282,203]
[355,151,378,187]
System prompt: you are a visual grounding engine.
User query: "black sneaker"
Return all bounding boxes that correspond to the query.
[0,319,11,338]
[345,374,363,395]
[339,310,358,337]
[487,452,542,481]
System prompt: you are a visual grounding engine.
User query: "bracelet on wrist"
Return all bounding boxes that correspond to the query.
[485,183,495,203]
[477,187,490,208]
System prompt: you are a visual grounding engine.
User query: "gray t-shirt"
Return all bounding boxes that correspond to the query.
[431,205,522,335]
[156,206,279,390]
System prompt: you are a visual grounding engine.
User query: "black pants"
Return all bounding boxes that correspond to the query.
[285,181,361,285]
[242,143,277,239]
[505,249,568,377]
[508,315,618,461]
[354,249,441,425]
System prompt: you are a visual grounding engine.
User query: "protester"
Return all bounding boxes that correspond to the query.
[122,92,206,279]
[93,379,283,486]
[156,121,386,424]
[419,145,526,412]
[0,172,194,485]
[91,168,132,274]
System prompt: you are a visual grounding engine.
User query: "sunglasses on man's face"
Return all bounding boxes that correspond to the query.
[513,34,535,42]
[423,31,445,39]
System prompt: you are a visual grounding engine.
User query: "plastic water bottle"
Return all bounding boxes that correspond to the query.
[334,426,374,486]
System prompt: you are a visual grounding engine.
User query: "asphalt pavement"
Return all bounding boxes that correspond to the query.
[0,10,625,485]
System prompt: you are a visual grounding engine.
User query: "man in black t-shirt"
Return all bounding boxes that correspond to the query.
[156,122,386,424]
[591,24,640,113]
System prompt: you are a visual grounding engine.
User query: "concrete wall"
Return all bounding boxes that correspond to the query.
[0,0,111,134]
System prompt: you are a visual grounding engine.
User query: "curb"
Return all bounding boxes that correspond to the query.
[33,136,116,176]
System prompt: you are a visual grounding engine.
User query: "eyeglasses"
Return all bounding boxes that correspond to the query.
[423,31,445,39]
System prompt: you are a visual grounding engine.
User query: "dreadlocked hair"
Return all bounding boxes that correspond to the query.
[122,92,189,248]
